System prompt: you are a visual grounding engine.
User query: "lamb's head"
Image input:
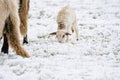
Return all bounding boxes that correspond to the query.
[50,30,71,43]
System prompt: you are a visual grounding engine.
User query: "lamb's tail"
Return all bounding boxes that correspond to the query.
[5,13,30,58]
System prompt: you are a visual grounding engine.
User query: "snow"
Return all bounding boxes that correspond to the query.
[0,0,120,80]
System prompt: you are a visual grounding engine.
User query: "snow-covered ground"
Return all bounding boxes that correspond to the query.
[0,0,120,80]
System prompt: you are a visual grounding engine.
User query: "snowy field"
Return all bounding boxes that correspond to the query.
[0,0,120,80]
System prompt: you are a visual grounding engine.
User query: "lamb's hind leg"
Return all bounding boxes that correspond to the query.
[72,21,79,41]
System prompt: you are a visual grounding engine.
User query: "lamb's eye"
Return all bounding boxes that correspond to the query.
[62,35,65,38]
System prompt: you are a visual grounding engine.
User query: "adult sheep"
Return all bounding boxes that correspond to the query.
[0,0,30,57]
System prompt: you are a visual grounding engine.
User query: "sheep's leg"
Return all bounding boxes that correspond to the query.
[1,34,9,54]
[23,35,28,44]
[1,19,9,54]
[19,0,29,44]
[6,11,30,58]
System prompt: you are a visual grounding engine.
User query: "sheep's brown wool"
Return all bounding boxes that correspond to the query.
[0,0,30,58]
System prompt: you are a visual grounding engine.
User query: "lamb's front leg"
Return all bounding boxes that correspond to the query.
[66,35,69,42]
[75,27,79,41]
[1,34,9,54]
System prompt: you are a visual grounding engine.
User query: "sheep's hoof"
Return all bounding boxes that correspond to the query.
[23,40,28,44]
[1,44,9,54]
[1,47,9,54]
[23,36,28,44]
[1,34,9,54]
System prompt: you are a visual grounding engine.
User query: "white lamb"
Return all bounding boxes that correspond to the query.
[50,5,79,43]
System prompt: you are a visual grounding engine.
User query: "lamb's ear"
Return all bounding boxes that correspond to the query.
[65,32,71,35]
[50,32,57,35]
